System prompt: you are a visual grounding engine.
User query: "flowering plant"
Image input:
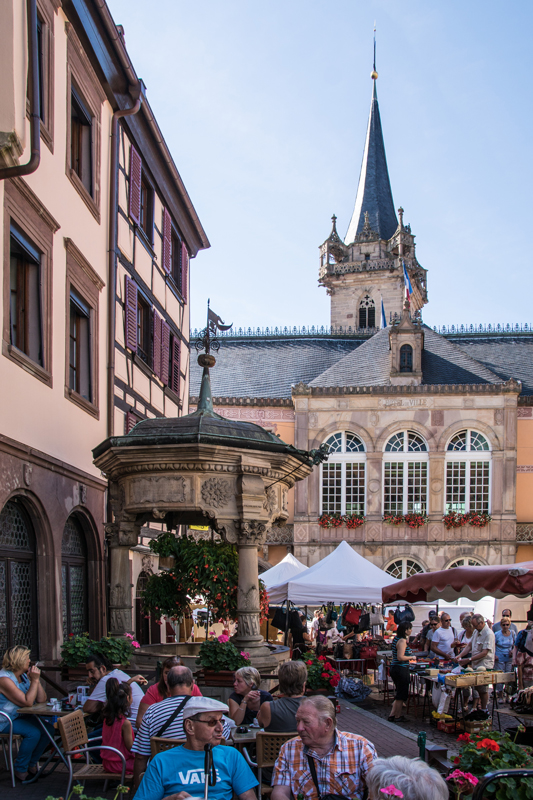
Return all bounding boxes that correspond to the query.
[303,651,341,691]
[383,513,429,529]
[380,786,403,798]
[443,511,492,530]
[60,632,140,667]
[259,579,269,624]
[453,730,533,800]
[446,770,478,800]
[318,513,365,529]
[196,633,251,671]
[45,781,130,800]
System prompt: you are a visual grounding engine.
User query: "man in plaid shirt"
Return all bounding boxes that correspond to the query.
[272,695,377,800]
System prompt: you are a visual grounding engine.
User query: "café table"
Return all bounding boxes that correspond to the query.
[17,701,85,784]
[231,725,260,751]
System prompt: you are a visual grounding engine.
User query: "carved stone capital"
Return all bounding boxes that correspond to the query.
[235,520,269,546]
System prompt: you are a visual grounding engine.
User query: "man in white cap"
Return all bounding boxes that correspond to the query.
[135,697,258,800]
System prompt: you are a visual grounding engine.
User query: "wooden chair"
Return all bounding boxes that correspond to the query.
[242,731,297,800]
[0,711,22,787]
[56,710,129,797]
[150,736,185,757]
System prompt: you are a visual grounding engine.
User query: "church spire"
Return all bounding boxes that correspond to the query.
[345,48,398,244]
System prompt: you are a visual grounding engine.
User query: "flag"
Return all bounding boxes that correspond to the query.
[381,296,387,328]
[403,261,413,301]
[208,308,232,333]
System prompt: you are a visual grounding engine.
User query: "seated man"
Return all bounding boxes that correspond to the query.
[272,695,377,800]
[135,697,258,800]
[83,653,146,722]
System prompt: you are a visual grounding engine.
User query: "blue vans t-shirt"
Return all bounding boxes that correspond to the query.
[135,744,258,800]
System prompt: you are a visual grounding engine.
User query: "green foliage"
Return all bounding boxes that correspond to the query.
[302,651,340,691]
[196,634,250,671]
[60,633,139,667]
[46,782,130,800]
[142,533,239,621]
[455,730,533,800]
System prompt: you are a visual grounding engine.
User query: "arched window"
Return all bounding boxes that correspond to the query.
[62,515,87,639]
[447,557,484,569]
[0,500,38,656]
[385,558,424,580]
[445,430,491,514]
[321,431,366,515]
[358,296,375,329]
[400,344,413,372]
[383,430,428,515]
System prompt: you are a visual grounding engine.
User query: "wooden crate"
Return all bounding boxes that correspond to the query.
[445,674,476,687]
[475,671,496,686]
[437,719,464,734]
[465,719,492,734]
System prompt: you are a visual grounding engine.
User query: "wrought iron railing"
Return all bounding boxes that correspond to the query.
[190,323,533,339]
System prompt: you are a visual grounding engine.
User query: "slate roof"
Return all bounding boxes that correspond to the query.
[345,81,398,244]
[447,337,533,395]
[189,338,363,399]
[309,327,505,388]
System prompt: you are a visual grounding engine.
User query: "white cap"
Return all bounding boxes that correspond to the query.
[182,697,229,720]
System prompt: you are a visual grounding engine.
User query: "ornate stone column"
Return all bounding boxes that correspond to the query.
[106,518,139,637]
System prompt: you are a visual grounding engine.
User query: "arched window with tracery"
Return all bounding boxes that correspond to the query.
[0,499,38,656]
[383,430,428,515]
[385,558,424,580]
[321,432,366,516]
[358,296,375,329]
[62,515,87,639]
[447,557,484,569]
[400,344,413,372]
[445,430,491,514]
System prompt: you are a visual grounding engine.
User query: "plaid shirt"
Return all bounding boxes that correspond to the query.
[272,730,377,800]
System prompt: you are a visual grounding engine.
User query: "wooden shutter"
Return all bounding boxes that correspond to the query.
[124,276,138,351]
[181,241,189,301]
[170,335,181,395]
[162,208,172,274]
[125,411,138,433]
[129,145,142,225]
[152,310,162,379]
[161,321,170,386]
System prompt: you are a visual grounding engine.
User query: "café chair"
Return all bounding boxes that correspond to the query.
[57,709,129,796]
[0,711,22,787]
[242,731,297,800]
[150,736,185,757]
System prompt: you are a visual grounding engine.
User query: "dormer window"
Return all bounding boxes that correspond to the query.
[399,344,413,372]
[358,295,375,329]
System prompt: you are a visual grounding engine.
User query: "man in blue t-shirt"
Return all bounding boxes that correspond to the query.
[135,697,258,800]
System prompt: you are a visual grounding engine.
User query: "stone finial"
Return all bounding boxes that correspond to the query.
[398,206,404,229]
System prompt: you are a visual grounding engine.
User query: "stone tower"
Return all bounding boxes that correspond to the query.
[319,73,427,329]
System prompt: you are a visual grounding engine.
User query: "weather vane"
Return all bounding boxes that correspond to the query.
[195,299,233,358]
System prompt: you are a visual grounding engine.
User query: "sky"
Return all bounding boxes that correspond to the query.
[106,0,533,334]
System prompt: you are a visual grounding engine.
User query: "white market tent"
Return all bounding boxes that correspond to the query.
[260,553,307,589]
[267,540,398,605]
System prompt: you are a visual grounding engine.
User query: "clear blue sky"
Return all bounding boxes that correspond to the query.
[106,0,533,332]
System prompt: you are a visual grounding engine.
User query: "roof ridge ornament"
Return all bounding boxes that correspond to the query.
[194,300,233,413]
[371,23,378,81]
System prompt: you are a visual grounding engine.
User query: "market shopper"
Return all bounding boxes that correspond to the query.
[388,622,414,723]
[431,613,459,660]
[367,756,448,800]
[513,622,533,689]
[458,614,495,718]
[494,610,518,635]
[494,617,516,698]
[271,695,377,800]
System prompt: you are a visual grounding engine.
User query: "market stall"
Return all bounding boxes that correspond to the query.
[260,553,307,589]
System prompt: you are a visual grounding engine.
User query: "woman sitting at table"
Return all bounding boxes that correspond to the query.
[388,622,413,723]
[229,666,273,726]
[135,655,202,728]
[257,660,306,731]
[0,645,53,782]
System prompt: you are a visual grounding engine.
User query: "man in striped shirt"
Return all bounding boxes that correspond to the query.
[272,695,377,800]
[132,666,232,790]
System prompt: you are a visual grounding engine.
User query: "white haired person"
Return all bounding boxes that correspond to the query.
[229,666,273,726]
[135,697,258,800]
[366,756,448,800]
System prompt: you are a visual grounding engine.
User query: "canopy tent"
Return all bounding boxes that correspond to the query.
[260,553,307,589]
[382,561,533,604]
[267,540,397,604]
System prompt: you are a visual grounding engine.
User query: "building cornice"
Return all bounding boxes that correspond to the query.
[292,378,522,398]
[189,396,294,408]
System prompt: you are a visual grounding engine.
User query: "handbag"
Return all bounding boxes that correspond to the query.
[307,754,351,800]
[343,604,361,626]
[394,604,415,625]
[359,645,378,660]
[357,613,370,632]
[272,603,288,632]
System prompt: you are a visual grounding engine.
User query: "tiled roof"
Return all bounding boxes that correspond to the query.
[447,337,533,395]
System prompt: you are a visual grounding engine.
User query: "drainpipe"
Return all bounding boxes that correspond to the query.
[107,85,143,440]
[0,0,40,180]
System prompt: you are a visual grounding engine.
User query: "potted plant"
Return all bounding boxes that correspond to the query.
[451,730,533,800]
[303,651,340,694]
[196,633,250,685]
[60,632,140,679]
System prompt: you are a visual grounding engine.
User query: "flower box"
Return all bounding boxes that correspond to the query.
[201,669,235,687]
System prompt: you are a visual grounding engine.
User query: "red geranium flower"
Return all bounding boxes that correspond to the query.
[453,757,460,764]
[306,660,313,666]
[318,655,326,661]
[457,733,471,742]
[321,672,329,679]
[476,738,499,752]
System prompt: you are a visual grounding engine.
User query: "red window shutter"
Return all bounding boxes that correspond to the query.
[171,336,181,395]
[161,321,170,386]
[152,310,162,379]
[180,241,189,301]
[125,411,138,433]
[129,145,142,225]
[162,208,172,274]
[124,276,138,351]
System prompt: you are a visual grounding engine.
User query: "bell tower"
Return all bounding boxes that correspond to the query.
[319,66,427,330]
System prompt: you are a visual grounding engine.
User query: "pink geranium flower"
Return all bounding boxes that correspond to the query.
[446,770,479,792]
[241,651,250,659]
[217,634,229,643]
[380,786,403,798]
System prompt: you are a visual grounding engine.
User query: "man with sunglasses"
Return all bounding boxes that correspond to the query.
[135,696,258,800]
[431,614,459,660]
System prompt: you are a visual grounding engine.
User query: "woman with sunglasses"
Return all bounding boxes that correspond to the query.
[494,616,515,699]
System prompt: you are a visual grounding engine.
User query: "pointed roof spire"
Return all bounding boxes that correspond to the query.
[345,34,398,244]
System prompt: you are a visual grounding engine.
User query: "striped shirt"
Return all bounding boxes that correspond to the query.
[132,695,233,756]
[272,730,377,800]
[391,635,412,667]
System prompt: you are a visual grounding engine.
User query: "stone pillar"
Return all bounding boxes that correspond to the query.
[107,519,138,637]
[232,521,277,671]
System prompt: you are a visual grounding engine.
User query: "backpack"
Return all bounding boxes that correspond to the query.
[515,629,533,657]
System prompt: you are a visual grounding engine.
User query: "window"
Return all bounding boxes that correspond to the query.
[445,430,491,514]
[169,333,181,396]
[29,0,55,151]
[358,295,375,329]
[321,431,366,515]
[69,290,91,401]
[9,226,43,366]
[400,344,413,372]
[62,516,87,640]
[383,430,428,515]
[140,173,154,241]
[171,230,182,289]
[36,16,45,123]
[70,87,92,195]
[385,558,424,581]
[447,557,483,569]
[137,294,151,364]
